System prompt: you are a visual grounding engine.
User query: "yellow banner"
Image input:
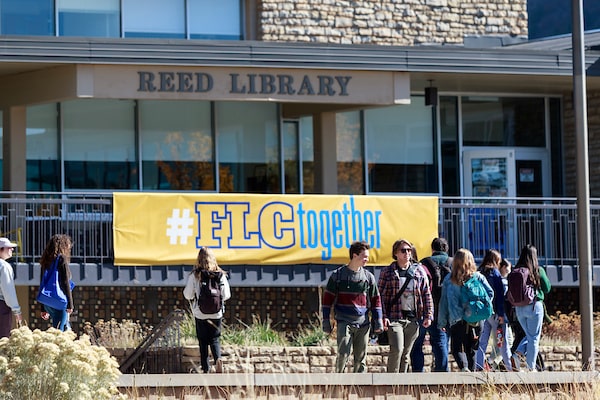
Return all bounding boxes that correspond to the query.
[113,193,438,266]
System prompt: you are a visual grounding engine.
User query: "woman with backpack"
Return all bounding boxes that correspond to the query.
[508,244,551,372]
[183,247,231,373]
[474,249,513,371]
[438,248,493,372]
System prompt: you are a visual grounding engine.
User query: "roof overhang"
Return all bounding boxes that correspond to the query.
[0,36,599,100]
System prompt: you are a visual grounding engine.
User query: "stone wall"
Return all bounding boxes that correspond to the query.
[258,0,528,45]
[563,89,600,197]
[178,344,596,373]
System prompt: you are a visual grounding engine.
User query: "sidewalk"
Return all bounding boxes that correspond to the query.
[118,371,600,399]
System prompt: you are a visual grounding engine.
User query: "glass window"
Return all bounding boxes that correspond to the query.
[189,0,242,40]
[216,102,279,193]
[300,116,315,194]
[58,0,120,38]
[140,100,214,190]
[26,103,60,191]
[365,97,436,193]
[123,0,185,38]
[282,121,299,194]
[440,96,459,196]
[337,111,363,195]
[62,99,137,190]
[0,111,2,189]
[462,96,546,147]
[0,0,54,35]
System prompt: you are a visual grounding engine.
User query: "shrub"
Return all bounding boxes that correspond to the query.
[542,311,600,345]
[289,315,334,347]
[0,326,124,400]
[81,319,150,348]
[222,315,287,346]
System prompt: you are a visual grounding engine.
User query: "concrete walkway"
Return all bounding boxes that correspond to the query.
[118,371,600,399]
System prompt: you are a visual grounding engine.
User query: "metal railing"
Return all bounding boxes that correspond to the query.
[439,197,585,266]
[0,192,113,265]
[0,192,593,266]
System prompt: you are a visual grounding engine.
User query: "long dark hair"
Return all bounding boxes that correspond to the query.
[479,249,501,273]
[515,244,541,289]
[39,234,72,277]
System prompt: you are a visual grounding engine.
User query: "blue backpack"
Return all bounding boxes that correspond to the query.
[461,275,493,324]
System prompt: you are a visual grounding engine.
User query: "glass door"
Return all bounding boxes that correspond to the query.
[463,150,516,198]
[463,150,516,259]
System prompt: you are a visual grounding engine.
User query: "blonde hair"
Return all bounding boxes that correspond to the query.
[450,248,477,285]
[192,247,222,279]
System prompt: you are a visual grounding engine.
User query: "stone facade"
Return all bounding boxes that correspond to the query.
[178,344,597,373]
[258,0,528,45]
[563,89,600,197]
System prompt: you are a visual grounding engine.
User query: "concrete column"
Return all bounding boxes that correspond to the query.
[2,106,27,191]
[313,112,338,194]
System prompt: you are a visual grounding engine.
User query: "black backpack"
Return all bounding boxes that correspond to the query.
[421,256,452,302]
[197,270,224,314]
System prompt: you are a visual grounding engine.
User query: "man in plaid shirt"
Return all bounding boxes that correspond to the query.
[378,239,433,373]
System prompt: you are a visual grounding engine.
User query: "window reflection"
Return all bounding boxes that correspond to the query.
[462,97,546,147]
[337,111,364,195]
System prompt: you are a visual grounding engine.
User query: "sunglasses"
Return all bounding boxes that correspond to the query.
[399,248,412,254]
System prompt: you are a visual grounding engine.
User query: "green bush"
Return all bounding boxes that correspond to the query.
[290,315,334,347]
[222,315,287,346]
[0,326,124,400]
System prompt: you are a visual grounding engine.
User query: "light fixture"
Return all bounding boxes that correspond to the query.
[424,80,438,106]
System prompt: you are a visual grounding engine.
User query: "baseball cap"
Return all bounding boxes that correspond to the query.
[0,238,17,248]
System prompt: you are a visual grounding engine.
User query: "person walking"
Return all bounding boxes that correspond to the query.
[474,249,513,371]
[0,237,22,337]
[38,234,74,331]
[508,244,551,372]
[183,246,231,373]
[322,240,383,373]
[410,237,452,372]
[378,239,433,373]
[438,248,493,372]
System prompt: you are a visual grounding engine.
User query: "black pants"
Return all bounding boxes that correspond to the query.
[0,300,12,338]
[195,317,222,373]
[449,320,480,371]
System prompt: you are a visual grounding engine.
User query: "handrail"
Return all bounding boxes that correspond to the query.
[119,308,187,373]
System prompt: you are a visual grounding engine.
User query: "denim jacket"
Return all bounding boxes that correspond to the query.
[437,271,491,328]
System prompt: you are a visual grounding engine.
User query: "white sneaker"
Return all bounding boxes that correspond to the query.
[461,367,471,372]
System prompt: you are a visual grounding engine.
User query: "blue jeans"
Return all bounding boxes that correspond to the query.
[475,315,512,371]
[44,305,70,331]
[410,319,449,372]
[515,301,544,370]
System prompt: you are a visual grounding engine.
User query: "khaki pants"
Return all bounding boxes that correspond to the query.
[386,319,419,373]
[335,321,371,373]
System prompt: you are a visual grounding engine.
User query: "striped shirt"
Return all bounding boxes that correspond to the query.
[322,266,383,329]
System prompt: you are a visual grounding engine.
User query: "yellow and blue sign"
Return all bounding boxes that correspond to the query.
[113,193,438,266]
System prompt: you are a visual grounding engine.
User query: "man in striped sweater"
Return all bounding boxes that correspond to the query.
[322,240,384,373]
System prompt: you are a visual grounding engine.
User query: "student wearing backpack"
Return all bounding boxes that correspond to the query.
[508,244,551,372]
[378,239,433,373]
[410,237,452,372]
[474,249,513,371]
[322,240,384,373]
[438,248,493,372]
[183,246,231,373]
